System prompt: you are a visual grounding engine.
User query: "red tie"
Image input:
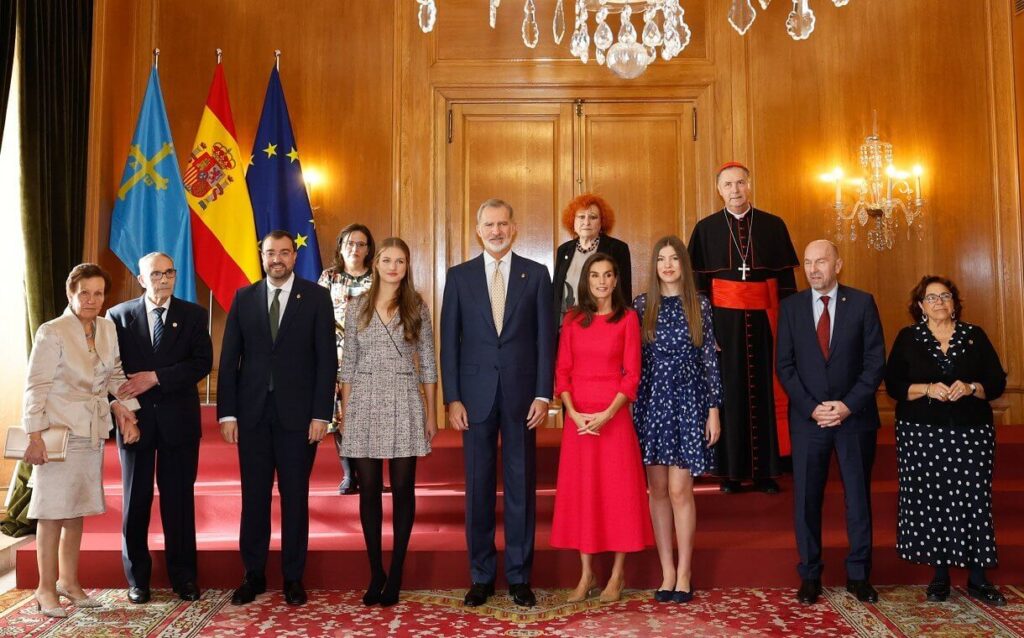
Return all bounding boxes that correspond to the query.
[817,295,831,360]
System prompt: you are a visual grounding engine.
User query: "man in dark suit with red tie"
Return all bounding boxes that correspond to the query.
[108,252,213,604]
[217,230,336,606]
[776,239,886,605]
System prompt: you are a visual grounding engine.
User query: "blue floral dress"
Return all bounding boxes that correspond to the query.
[633,294,723,475]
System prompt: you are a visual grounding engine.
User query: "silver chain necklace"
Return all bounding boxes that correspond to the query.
[723,208,754,280]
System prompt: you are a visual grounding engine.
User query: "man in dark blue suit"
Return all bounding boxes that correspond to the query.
[217,230,336,606]
[776,239,885,605]
[440,198,554,608]
[109,252,213,604]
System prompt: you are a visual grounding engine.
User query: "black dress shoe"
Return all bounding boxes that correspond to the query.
[846,579,879,603]
[379,579,402,608]
[128,587,151,604]
[283,580,307,606]
[173,581,201,601]
[797,579,822,604]
[509,583,536,607]
[231,573,266,606]
[754,478,781,494]
[967,581,1007,607]
[464,582,495,607]
[719,479,743,494]
[671,589,694,603]
[653,589,674,603]
[926,578,950,602]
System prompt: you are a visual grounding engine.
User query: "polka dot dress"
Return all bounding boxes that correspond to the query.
[633,294,723,475]
[895,322,998,568]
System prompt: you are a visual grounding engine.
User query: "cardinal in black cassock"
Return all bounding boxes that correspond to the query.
[688,162,799,493]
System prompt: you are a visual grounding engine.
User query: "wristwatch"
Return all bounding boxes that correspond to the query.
[969,383,977,395]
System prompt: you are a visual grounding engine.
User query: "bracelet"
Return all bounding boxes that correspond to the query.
[924,383,931,398]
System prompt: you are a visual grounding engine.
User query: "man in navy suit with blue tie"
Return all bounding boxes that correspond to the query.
[776,240,885,605]
[440,198,554,608]
[108,252,213,604]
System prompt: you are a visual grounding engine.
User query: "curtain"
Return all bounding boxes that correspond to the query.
[18,0,93,339]
[0,0,14,147]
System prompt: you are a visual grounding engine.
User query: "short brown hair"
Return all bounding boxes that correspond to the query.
[909,275,963,322]
[66,263,111,296]
[560,193,615,236]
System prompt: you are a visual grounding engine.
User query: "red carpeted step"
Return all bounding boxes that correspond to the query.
[17,407,1024,590]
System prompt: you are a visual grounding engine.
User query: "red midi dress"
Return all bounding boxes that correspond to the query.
[550,309,654,554]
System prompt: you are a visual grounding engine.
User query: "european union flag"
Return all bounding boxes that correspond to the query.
[110,66,197,302]
[247,66,323,280]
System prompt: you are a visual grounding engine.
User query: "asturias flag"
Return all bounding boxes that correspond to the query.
[247,66,323,280]
[109,66,197,302]
[184,63,260,311]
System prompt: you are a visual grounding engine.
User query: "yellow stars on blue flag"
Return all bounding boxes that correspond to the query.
[262,142,278,158]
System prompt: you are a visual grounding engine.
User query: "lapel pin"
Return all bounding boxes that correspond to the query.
[521,273,526,279]
[297,293,302,299]
[841,297,847,302]
[172,322,178,328]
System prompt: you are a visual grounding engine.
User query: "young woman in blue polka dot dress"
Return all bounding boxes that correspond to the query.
[633,235,723,603]
[885,276,1008,607]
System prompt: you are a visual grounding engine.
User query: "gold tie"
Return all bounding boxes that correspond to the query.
[490,259,506,334]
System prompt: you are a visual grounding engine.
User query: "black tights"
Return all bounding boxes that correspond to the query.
[934,564,989,585]
[351,457,417,590]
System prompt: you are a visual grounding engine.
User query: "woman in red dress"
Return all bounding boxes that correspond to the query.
[551,253,654,603]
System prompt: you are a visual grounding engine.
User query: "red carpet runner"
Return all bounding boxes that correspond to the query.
[15,407,1024,589]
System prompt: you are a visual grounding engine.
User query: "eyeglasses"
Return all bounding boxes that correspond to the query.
[923,292,953,304]
[262,250,294,259]
[148,269,177,281]
[343,240,368,249]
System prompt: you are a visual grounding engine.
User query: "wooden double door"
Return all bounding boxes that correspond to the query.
[444,100,701,295]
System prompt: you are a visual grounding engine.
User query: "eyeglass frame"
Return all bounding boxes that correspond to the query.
[343,240,369,250]
[922,292,953,304]
[148,269,177,282]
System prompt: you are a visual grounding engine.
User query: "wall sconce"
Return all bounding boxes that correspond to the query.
[822,119,926,251]
[302,165,326,213]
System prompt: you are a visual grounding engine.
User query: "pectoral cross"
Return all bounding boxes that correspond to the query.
[739,261,750,281]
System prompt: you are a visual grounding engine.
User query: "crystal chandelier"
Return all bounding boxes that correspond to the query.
[822,119,926,252]
[415,0,852,78]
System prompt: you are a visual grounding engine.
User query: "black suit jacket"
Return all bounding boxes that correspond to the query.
[776,285,886,433]
[217,276,336,431]
[107,295,213,448]
[553,234,632,329]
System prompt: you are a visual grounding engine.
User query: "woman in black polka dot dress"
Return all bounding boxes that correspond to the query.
[885,275,1007,606]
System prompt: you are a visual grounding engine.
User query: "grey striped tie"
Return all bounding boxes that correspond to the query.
[152,307,165,350]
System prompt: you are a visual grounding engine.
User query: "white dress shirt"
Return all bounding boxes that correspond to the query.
[812,284,839,344]
[144,295,171,346]
[482,250,512,295]
[267,273,295,316]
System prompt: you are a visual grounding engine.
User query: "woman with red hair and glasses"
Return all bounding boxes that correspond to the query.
[553,194,632,336]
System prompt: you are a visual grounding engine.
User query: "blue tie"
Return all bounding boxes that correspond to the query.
[152,307,165,350]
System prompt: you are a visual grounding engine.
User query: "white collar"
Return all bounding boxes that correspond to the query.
[812,284,839,303]
[144,295,171,314]
[725,205,753,219]
[483,250,514,267]
[267,273,296,294]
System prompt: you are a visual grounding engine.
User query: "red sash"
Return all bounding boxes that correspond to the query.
[711,278,791,456]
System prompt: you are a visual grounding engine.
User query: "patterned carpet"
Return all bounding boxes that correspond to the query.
[0,585,1021,637]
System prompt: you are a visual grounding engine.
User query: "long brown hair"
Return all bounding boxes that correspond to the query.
[358,237,423,343]
[569,253,628,328]
[642,236,703,347]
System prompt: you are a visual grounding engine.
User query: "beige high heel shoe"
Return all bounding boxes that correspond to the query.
[599,576,625,603]
[55,584,102,608]
[566,575,598,603]
[34,598,67,618]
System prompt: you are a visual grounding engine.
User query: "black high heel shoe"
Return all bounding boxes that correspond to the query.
[362,572,387,606]
[379,579,402,607]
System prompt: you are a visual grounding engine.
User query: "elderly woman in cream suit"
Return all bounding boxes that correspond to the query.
[22,264,140,617]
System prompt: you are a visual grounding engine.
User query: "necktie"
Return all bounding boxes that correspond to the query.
[490,260,506,334]
[817,295,831,360]
[270,288,282,341]
[152,307,165,350]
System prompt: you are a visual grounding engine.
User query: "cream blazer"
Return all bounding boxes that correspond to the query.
[22,307,140,448]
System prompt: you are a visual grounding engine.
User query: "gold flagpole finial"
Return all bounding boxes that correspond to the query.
[153,48,160,69]
[274,49,281,71]
[216,48,223,64]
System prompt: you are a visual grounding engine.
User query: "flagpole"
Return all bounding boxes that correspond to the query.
[153,48,159,69]
[216,48,222,64]
[275,49,280,71]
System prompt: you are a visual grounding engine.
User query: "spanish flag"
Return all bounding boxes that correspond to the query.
[184,63,260,311]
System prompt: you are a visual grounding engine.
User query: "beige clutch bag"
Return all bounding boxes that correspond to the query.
[3,425,71,462]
